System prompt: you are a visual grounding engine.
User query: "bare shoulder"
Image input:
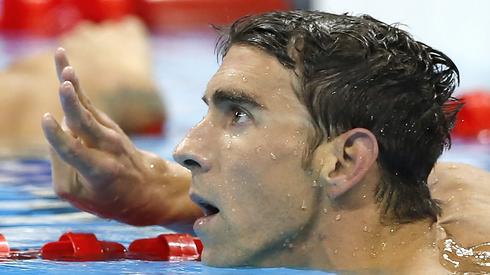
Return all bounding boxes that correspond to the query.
[431,162,490,180]
[429,162,490,246]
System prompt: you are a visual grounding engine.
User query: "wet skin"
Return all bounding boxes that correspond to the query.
[41,46,490,273]
[173,45,323,266]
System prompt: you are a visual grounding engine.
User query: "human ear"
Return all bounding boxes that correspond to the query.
[313,128,379,199]
[287,34,304,76]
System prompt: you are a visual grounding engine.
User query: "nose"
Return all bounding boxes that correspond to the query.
[173,122,212,173]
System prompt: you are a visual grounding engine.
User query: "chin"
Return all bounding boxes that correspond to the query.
[201,247,254,267]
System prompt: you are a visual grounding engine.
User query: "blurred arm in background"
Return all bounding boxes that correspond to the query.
[0,17,165,156]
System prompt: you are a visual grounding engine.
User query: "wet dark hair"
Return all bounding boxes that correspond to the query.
[215,10,462,223]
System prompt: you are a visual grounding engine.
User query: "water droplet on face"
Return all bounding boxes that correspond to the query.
[287,193,291,198]
[333,249,338,255]
[335,214,342,221]
[363,225,369,232]
[231,208,236,212]
[362,195,367,199]
[301,200,307,210]
[226,141,232,149]
[312,180,318,187]
[149,163,155,169]
[255,146,263,153]
[323,208,328,214]
[242,76,248,82]
[270,152,277,160]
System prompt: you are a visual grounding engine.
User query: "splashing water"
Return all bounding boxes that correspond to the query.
[440,238,490,273]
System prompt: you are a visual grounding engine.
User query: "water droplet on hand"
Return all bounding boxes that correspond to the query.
[301,200,307,210]
[270,152,277,160]
[335,214,342,221]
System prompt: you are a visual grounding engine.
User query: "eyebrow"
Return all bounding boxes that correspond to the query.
[202,89,265,109]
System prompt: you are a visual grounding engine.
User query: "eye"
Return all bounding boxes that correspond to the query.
[230,106,252,125]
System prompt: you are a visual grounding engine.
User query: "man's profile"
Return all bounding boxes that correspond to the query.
[41,10,490,274]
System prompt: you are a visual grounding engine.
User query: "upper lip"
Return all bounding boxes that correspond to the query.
[189,192,220,217]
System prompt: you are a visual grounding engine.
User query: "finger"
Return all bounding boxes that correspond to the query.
[59,81,108,147]
[58,61,120,131]
[55,47,70,82]
[41,112,105,175]
[55,48,101,123]
[60,66,96,113]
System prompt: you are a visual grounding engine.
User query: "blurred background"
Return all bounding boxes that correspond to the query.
[0,0,488,161]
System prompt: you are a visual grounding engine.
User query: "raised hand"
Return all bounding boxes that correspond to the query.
[41,48,200,230]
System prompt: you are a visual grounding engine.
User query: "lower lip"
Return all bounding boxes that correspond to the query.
[193,214,218,231]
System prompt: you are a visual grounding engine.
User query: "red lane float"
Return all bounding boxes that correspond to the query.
[41,232,126,261]
[128,233,202,261]
[0,232,203,262]
[0,234,10,257]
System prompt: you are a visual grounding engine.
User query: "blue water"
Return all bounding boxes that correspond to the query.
[0,33,489,274]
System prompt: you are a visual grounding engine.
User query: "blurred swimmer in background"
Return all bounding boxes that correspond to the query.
[0,17,165,156]
[42,11,489,274]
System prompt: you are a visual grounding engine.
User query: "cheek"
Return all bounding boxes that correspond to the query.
[219,129,315,223]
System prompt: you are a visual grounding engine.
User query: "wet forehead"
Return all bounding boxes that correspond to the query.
[204,45,299,106]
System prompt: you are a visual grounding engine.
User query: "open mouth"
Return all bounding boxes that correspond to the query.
[190,194,220,217]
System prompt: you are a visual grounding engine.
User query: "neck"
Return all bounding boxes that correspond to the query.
[320,205,437,272]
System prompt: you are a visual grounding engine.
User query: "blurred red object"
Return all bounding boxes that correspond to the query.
[0,0,134,36]
[0,0,291,36]
[0,234,9,257]
[135,0,292,32]
[452,91,490,143]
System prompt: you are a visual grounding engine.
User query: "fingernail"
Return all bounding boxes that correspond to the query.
[62,81,72,89]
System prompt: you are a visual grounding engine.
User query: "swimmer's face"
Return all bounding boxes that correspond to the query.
[174,45,321,266]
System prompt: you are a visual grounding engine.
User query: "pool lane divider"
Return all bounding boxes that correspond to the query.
[0,232,203,261]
